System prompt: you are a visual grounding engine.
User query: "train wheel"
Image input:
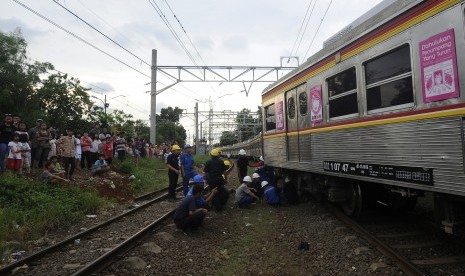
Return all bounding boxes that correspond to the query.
[341,182,362,217]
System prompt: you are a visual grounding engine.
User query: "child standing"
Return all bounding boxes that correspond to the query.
[103,136,113,164]
[19,140,31,174]
[7,133,22,174]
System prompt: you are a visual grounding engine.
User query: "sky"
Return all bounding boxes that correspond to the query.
[1,0,384,143]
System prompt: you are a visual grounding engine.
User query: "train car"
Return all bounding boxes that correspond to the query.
[260,0,465,233]
[222,134,262,159]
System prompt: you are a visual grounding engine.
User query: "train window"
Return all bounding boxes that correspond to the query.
[288,97,296,119]
[326,67,358,118]
[299,92,308,115]
[264,104,276,131]
[364,44,413,111]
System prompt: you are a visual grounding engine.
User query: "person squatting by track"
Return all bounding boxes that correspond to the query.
[235,175,260,208]
[187,175,218,210]
[173,184,209,232]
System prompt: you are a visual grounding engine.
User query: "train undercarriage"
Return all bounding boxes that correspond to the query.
[281,170,465,235]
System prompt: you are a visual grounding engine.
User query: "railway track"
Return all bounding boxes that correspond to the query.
[0,187,179,275]
[328,202,465,275]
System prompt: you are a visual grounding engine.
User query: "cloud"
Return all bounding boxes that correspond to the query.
[222,35,248,52]
[0,17,48,41]
[87,81,115,94]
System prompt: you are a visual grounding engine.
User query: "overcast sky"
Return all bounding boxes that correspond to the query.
[1,0,383,143]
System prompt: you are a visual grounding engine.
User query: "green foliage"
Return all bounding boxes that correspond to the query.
[115,159,134,175]
[156,120,186,145]
[0,172,108,243]
[236,108,261,141]
[220,131,239,146]
[157,106,183,123]
[37,73,93,131]
[0,29,52,118]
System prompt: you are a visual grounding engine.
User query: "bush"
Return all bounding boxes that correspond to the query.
[0,172,108,244]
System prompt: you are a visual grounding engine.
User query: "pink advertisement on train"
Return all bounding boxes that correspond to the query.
[310,85,323,125]
[420,29,460,103]
[276,101,284,131]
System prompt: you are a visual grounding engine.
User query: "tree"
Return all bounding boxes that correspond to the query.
[0,29,52,122]
[37,73,93,131]
[220,131,238,146]
[236,108,260,141]
[158,106,183,123]
[156,120,186,145]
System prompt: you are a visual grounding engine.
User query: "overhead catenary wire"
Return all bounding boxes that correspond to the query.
[161,0,219,96]
[52,0,151,67]
[148,0,200,68]
[21,0,203,105]
[303,0,334,60]
[12,0,151,78]
[287,0,315,65]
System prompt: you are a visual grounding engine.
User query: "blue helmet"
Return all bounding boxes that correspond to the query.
[192,175,204,183]
[184,144,192,149]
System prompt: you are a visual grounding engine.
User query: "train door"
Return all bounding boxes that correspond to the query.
[286,88,299,161]
[297,84,311,162]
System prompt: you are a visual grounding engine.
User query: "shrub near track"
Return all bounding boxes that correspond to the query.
[113,157,169,195]
[0,172,108,251]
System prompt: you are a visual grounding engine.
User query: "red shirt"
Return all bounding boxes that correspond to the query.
[103,142,113,158]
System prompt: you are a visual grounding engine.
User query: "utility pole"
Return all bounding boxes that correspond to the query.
[194,102,198,154]
[150,49,157,144]
[104,95,108,115]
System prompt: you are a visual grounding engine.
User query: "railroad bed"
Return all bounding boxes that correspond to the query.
[6,166,465,275]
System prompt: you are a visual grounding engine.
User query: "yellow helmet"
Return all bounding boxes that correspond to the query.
[210,148,221,157]
[171,145,181,151]
[224,160,231,166]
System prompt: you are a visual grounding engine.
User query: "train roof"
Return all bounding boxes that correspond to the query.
[262,0,422,96]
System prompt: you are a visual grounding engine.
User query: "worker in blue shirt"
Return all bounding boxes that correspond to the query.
[180,144,196,196]
[262,181,280,206]
[187,175,218,209]
[173,185,208,231]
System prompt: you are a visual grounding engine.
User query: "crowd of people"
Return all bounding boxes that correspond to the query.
[0,115,176,183]
[171,147,299,233]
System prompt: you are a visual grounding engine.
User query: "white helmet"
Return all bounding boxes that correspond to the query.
[261,181,269,188]
[238,149,246,155]
[243,176,252,183]
[252,173,260,179]
[285,176,291,183]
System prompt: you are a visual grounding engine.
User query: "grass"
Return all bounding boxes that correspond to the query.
[0,154,211,258]
[114,154,210,196]
[0,171,108,253]
[113,157,169,195]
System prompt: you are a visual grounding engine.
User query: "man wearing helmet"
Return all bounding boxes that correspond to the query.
[237,149,252,184]
[180,144,196,196]
[187,175,218,209]
[166,144,182,199]
[235,176,260,208]
[204,148,229,211]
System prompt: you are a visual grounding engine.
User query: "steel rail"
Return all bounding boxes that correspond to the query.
[72,209,175,275]
[327,204,425,276]
[0,191,170,275]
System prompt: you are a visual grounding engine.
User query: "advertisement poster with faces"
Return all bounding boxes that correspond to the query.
[420,29,460,102]
[310,85,323,124]
[276,101,284,131]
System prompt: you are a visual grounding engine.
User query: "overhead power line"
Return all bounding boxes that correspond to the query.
[52,0,151,67]
[288,0,315,64]
[13,0,150,78]
[304,0,334,60]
